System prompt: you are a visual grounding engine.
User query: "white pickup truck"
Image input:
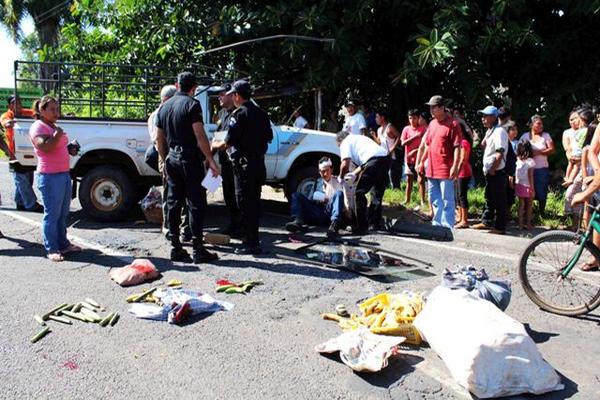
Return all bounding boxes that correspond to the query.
[13,85,340,222]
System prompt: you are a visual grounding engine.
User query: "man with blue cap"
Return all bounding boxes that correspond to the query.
[472,105,509,234]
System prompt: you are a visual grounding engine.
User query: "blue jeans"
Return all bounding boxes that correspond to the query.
[12,171,37,209]
[290,190,344,226]
[428,178,455,228]
[533,167,550,213]
[37,172,72,253]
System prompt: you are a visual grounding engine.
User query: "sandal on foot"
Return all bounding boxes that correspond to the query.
[61,244,82,254]
[581,261,599,272]
[47,253,64,262]
[454,222,469,229]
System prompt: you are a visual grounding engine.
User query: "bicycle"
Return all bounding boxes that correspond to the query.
[518,203,600,316]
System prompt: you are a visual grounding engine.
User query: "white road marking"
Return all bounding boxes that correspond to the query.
[0,209,132,263]
[389,234,518,263]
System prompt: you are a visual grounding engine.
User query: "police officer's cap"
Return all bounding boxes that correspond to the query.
[226,80,252,98]
[209,83,232,94]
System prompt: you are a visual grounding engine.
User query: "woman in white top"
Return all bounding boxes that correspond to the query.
[520,115,555,214]
[374,111,402,188]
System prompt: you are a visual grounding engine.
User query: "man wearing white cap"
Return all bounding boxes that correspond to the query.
[472,105,509,234]
[286,157,346,239]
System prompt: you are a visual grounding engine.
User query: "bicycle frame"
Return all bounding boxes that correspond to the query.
[563,207,600,277]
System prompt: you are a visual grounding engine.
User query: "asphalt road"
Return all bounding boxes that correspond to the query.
[0,163,598,400]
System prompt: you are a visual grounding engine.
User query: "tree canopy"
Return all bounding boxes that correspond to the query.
[13,0,600,142]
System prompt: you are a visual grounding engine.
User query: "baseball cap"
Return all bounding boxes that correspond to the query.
[226,80,252,97]
[344,100,356,107]
[477,105,498,117]
[209,83,232,93]
[7,95,17,105]
[425,95,445,106]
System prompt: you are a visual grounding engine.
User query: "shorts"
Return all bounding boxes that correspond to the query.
[405,163,417,176]
[515,184,533,199]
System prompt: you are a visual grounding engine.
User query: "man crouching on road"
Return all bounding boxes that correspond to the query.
[286,157,345,239]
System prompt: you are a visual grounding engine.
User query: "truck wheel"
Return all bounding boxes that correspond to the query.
[79,166,136,222]
[286,166,321,199]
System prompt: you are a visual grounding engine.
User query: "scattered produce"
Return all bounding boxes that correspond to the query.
[215,279,263,294]
[31,297,120,344]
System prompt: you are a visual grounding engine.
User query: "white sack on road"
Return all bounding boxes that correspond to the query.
[413,286,564,398]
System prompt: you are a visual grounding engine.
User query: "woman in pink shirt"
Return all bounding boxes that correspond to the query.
[29,96,80,262]
[455,131,473,228]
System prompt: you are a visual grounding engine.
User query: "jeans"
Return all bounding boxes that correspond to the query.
[533,167,550,213]
[37,172,72,253]
[481,170,508,230]
[428,178,455,228]
[291,190,344,226]
[12,171,37,209]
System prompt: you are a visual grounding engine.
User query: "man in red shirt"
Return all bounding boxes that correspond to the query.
[416,95,462,228]
[1,96,42,212]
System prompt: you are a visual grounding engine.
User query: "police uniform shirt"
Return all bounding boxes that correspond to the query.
[217,108,234,163]
[340,134,387,166]
[155,92,204,154]
[225,101,273,159]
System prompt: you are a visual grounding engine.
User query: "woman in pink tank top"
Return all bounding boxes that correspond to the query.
[29,96,81,262]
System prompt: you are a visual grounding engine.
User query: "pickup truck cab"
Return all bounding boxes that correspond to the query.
[13,62,340,221]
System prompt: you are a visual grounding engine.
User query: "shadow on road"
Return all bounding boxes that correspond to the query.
[356,354,424,388]
[524,323,560,344]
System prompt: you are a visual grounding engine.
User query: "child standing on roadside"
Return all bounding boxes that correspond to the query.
[515,141,536,229]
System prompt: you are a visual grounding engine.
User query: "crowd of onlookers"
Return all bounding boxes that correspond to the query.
[332,97,599,234]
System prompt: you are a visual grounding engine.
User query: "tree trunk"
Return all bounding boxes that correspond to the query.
[33,17,60,93]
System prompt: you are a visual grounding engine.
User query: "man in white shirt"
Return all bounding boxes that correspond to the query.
[293,109,309,129]
[342,101,367,136]
[472,105,509,234]
[338,130,388,234]
[285,157,346,239]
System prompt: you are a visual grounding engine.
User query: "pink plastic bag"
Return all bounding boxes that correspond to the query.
[110,259,159,286]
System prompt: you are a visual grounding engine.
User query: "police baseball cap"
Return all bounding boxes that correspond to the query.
[226,80,252,97]
[425,95,446,106]
[209,83,232,93]
[477,105,498,117]
[177,71,197,88]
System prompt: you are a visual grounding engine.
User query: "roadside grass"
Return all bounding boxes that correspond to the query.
[383,182,570,229]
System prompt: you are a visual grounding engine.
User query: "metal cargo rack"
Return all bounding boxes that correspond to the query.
[13,61,232,121]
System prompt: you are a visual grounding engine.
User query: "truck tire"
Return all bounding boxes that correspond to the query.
[79,166,137,222]
[286,166,320,199]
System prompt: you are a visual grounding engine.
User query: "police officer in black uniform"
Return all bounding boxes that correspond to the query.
[155,72,220,263]
[213,84,242,237]
[212,80,272,255]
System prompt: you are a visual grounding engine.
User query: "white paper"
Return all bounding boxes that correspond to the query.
[202,173,223,193]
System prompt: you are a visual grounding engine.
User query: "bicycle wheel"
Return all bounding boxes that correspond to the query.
[519,230,600,316]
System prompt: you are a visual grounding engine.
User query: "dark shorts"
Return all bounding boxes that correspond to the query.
[405,163,417,176]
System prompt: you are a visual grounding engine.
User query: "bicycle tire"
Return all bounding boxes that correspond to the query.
[518,230,600,316]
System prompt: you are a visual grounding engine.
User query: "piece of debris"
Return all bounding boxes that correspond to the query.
[110,259,160,286]
[215,279,263,294]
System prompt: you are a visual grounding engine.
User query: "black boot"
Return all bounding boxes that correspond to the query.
[285,219,307,233]
[170,242,191,262]
[192,239,218,264]
[327,220,340,239]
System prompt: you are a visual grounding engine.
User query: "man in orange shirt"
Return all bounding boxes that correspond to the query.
[1,96,42,212]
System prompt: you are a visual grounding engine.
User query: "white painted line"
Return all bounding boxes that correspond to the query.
[389,234,518,263]
[0,209,132,263]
